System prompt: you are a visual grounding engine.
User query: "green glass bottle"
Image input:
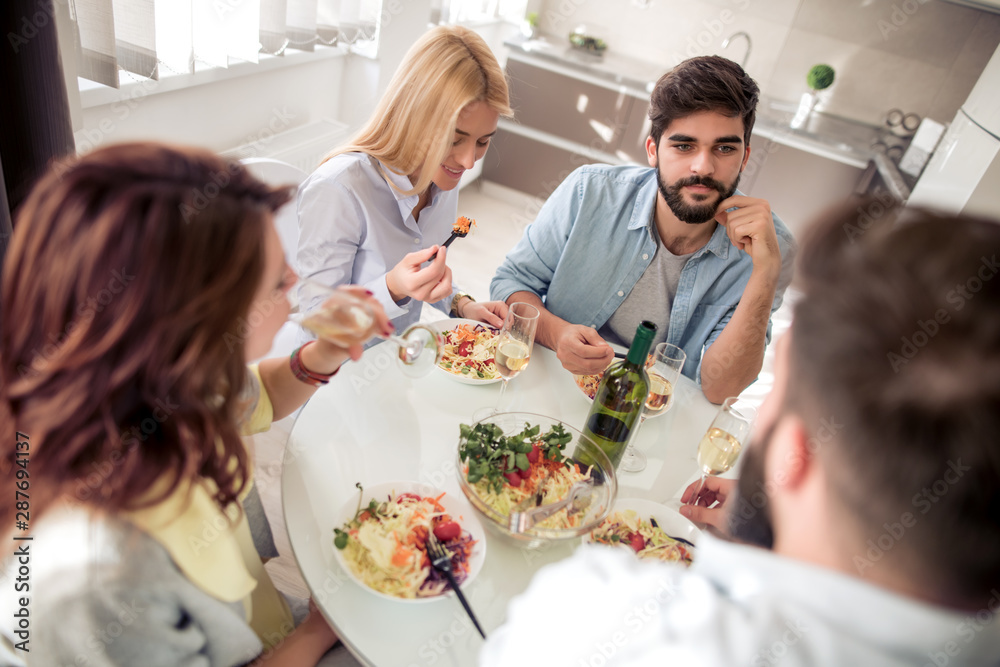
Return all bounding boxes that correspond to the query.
[581,321,656,470]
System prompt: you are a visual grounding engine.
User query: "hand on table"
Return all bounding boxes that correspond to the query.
[460,299,508,328]
[715,195,782,282]
[386,246,453,304]
[555,324,614,375]
[679,476,735,535]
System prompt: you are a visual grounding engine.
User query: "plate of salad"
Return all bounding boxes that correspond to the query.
[432,319,501,385]
[330,481,487,602]
[584,498,699,565]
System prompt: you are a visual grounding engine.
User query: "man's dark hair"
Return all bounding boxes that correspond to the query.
[789,197,1000,608]
[648,55,760,147]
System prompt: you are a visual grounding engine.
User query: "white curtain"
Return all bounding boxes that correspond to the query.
[68,0,379,88]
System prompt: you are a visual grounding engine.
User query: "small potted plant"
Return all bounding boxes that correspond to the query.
[522,12,539,40]
[791,64,836,129]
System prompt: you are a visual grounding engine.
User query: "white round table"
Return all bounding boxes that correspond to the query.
[281,339,718,666]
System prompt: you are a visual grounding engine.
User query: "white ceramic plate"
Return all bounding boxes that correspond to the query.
[583,497,701,562]
[431,318,501,385]
[330,481,487,603]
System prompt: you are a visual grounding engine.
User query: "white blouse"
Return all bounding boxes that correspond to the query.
[295,152,461,334]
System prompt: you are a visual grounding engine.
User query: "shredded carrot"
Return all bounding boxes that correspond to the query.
[392,545,413,567]
[453,216,476,234]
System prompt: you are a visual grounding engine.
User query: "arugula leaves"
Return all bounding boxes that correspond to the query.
[458,421,573,494]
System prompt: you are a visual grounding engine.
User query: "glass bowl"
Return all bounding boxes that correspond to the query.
[455,411,617,548]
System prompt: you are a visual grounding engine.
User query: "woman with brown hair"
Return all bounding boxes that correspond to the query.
[0,142,383,665]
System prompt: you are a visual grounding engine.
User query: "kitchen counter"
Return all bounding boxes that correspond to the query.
[505,33,661,98]
[503,33,910,195]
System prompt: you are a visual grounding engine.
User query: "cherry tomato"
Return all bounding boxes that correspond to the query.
[433,521,462,542]
[504,471,522,487]
[629,533,645,553]
[396,493,422,503]
[458,341,473,357]
[526,443,541,464]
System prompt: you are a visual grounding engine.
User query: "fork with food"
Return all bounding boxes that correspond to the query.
[430,216,476,260]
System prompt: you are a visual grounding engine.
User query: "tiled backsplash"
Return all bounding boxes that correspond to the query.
[533,0,1000,127]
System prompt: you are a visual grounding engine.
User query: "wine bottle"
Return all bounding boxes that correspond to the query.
[580,321,657,470]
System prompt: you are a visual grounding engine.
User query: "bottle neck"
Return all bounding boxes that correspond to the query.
[625,323,656,366]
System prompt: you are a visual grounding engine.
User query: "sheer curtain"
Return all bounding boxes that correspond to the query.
[68,0,382,88]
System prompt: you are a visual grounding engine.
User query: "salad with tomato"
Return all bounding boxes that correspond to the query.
[438,324,499,380]
[589,510,694,565]
[333,486,477,599]
[459,421,593,531]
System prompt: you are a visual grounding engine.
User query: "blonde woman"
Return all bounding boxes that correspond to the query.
[296,25,513,332]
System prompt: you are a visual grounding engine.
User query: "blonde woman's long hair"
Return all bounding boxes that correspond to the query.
[324,25,512,196]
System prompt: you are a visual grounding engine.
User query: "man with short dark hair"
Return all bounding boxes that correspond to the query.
[480,200,1000,666]
[491,56,795,402]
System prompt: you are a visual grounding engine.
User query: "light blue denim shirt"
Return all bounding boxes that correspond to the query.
[295,152,462,334]
[490,164,796,382]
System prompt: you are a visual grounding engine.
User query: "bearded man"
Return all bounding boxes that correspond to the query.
[490,56,795,402]
[482,200,1000,665]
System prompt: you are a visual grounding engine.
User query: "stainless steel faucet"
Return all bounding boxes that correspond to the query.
[722,31,751,68]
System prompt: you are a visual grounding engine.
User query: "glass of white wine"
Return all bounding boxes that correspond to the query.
[619,342,687,473]
[292,278,443,378]
[480,302,538,418]
[687,397,755,503]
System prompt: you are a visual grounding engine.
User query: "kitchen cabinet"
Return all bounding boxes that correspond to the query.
[483,49,651,199]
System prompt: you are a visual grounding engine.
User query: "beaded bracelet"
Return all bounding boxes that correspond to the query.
[289,341,338,387]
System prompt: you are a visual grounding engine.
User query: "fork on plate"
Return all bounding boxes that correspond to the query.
[426,534,487,639]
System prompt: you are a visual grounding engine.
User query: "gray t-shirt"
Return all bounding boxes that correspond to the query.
[599,225,693,348]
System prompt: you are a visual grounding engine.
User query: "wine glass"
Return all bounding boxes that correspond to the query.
[619,342,687,473]
[477,302,539,419]
[687,397,755,503]
[292,278,443,378]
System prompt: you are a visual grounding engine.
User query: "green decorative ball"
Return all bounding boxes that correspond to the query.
[807,64,835,91]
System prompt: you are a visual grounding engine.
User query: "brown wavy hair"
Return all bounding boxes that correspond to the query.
[0,142,292,530]
[648,55,759,147]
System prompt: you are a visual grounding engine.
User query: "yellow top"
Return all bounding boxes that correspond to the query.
[122,365,295,649]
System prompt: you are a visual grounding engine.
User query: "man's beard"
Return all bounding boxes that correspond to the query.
[727,419,776,549]
[657,165,740,225]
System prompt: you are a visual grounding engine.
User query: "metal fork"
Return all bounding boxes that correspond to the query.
[426,534,487,639]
